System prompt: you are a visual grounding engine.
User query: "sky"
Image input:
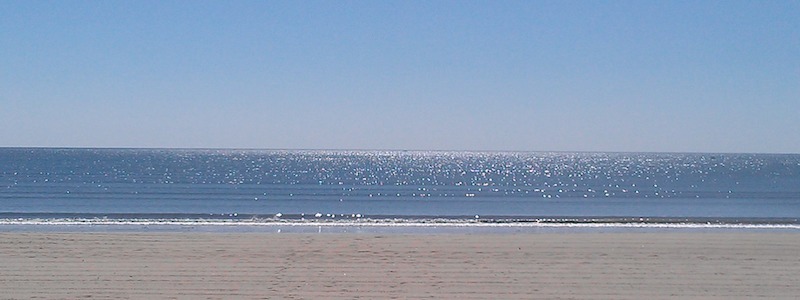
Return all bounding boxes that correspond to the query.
[1,1,798,153]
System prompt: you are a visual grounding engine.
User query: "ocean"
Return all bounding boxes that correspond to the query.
[1,148,799,231]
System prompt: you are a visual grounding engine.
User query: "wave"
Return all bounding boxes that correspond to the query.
[1,213,799,229]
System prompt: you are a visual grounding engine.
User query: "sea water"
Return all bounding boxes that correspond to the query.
[1,148,799,230]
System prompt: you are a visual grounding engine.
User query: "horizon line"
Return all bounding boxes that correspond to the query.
[0,146,797,156]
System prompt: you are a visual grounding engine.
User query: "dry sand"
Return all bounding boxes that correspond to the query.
[1,232,799,299]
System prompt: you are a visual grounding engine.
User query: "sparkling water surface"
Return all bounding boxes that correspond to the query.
[1,148,799,223]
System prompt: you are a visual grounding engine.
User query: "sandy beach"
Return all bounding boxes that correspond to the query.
[1,232,798,299]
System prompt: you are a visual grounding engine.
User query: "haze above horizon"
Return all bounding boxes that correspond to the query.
[2,1,798,154]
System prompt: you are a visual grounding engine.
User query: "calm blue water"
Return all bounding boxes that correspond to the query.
[1,148,799,224]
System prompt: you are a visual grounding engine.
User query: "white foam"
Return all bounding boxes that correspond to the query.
[0,218,798,230]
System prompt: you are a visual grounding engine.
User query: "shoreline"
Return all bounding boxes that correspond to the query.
[2,232,799,299]
[3,217,800,235]
[2,214,799,230]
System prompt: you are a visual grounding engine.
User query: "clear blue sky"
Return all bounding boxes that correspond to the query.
[2,1,798,153]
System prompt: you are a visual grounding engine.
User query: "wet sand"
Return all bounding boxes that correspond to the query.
[1,232,799,299]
